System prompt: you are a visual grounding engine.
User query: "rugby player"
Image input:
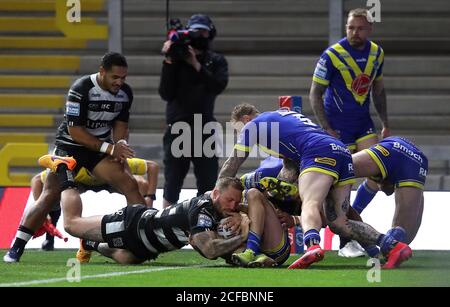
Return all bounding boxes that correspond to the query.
[310,8,390,256]
[352,136,428,244]
[219,103,412,269]
[4,52,144,263]
[29,155,248,265]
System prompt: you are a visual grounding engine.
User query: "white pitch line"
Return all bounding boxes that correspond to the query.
[0,264,210,287]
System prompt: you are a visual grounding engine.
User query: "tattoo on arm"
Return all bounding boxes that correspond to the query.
[190,231,244,260]
[218,150,248,178]
[309,82,330,129]
[277,159,299,183]
[372,87,388,127]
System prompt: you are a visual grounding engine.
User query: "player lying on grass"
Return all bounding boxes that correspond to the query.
[32,155,249,264]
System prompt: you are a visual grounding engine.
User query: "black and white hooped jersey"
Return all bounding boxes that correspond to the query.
[138,193,223,255]
[55,73,133,147]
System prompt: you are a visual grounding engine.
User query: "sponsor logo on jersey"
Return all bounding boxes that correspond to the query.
[314,63,328,79]
[351,74,371,96]
[314,157,337,166]
[330,143,351,154]
[66,101,80,116]
[197,214,213,228]
[393,142,423,163]
[374,144,390,156]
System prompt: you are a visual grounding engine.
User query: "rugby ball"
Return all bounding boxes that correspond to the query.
[217,218,235,239]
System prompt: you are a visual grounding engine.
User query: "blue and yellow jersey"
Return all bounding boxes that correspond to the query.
[365,137,428,189]
[313,38,384,121]
[235,110,355,185]
[40,157,148,186]
[235,109,330,162]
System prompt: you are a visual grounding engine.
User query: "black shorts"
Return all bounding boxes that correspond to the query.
[101,205,159,261]
[55,144,107,173]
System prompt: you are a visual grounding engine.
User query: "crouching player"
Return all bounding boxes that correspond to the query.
[352,136,428,244]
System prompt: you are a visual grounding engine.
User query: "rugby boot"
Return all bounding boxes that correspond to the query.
[248,254,277,268]
[288,244,324,269]
[76,240,92,264]
[383,242,412,269]
[3,249,20,263]
[38,154,76,173]
[231,248,256,267]
[260,177,298,201]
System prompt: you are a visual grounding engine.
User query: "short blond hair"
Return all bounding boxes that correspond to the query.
[348,8,374,24]
[231,103,259,123]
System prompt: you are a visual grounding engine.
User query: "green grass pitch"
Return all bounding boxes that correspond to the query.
[1,249,449,287]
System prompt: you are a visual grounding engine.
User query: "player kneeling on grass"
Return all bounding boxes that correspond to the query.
[35,155,249,264]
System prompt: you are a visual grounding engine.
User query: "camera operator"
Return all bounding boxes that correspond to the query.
[159,14,229,208]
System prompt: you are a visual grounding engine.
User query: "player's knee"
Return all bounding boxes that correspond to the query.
[246,188,264,203]
[147,161,159,175]
[328,220,350,237]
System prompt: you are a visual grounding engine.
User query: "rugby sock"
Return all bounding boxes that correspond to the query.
[55,164,76,191]
[352,180,377,214]
[9,225,34,259]
[246,231,261,254]
[46,208,61,241]
[363,245,380,258]
[378,234,398,255]
[241,172,262,190]
[304,229,321,248]
[82,240,100,252]
[386,226,407,243]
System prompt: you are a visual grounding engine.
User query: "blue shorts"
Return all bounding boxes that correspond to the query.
[254,156,284,178]
[365,137,428,189]
[329,115,377,151]
[297,136,356,186]
[264,231,291,266]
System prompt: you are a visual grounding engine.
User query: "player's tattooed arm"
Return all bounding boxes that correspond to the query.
[218,149,249,178]
[372,79,389,128]
[189,231,245,260]
[309,81,331,130]
[277,158,299,183]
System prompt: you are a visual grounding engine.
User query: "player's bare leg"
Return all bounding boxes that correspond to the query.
[288,171,330,269]
[97,243,145,264]
[231,189,277,267]
[392,187,424,244]
[60,188,104,241]
[92,156,145,205]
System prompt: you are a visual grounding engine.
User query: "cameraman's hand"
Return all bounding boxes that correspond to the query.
[161,40,173,63]
[185,46,201,72]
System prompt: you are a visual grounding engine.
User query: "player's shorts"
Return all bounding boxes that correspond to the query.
[101,205,159,261]
[365,137,428,189]
[263,230,291,266]
[328,115,377,151]
[297,136,356,186]
[55,144,107,174]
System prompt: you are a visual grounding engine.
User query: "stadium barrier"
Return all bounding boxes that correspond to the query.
[0,188,449,251]
[0,143,48,186]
